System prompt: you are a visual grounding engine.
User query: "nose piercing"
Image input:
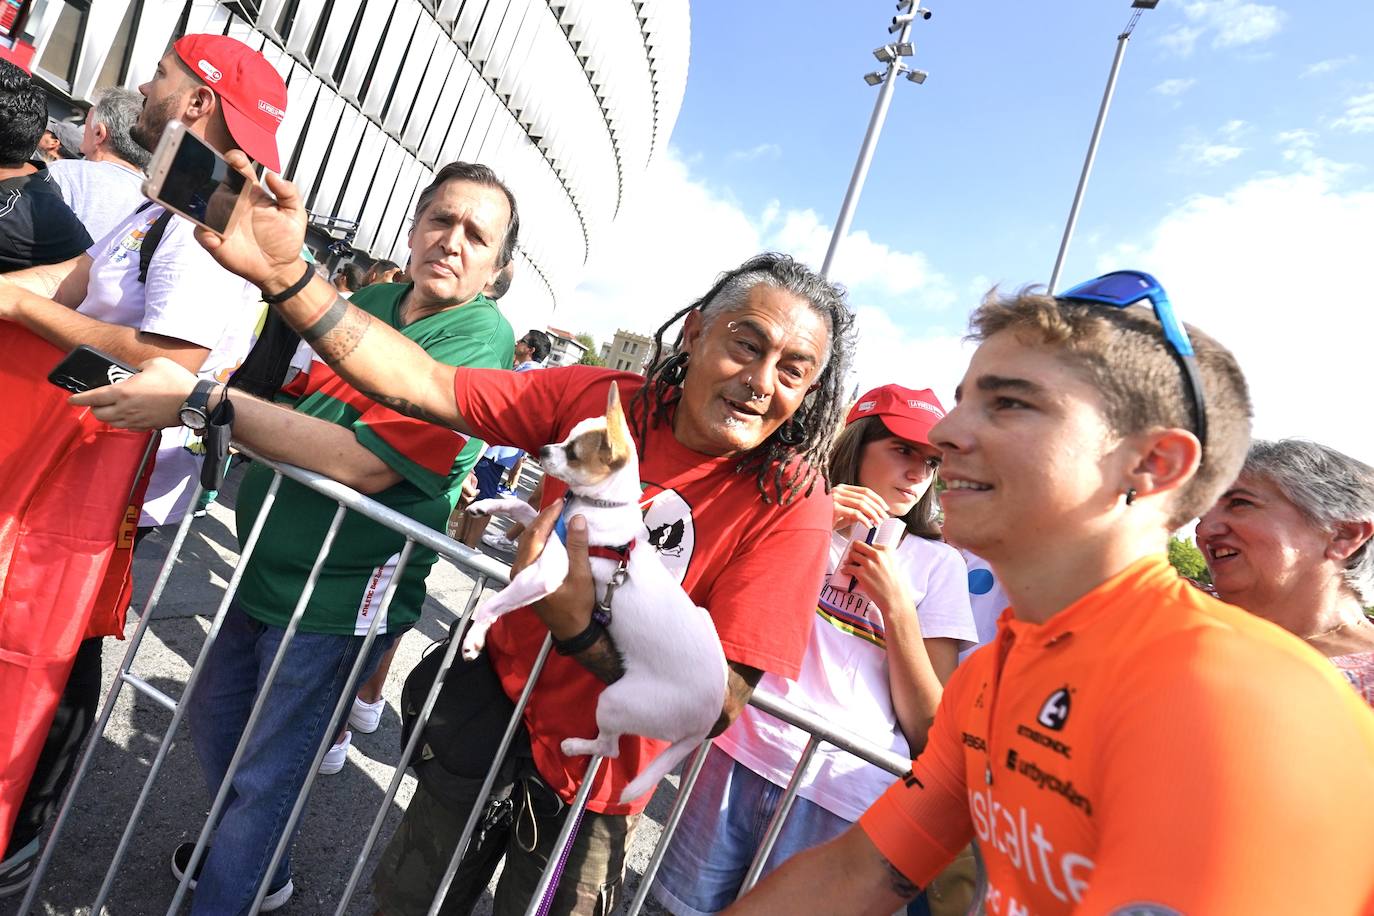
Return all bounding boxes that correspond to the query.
[742,376,766,402]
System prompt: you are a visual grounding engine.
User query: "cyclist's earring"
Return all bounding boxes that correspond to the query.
[1124,488,1138,507]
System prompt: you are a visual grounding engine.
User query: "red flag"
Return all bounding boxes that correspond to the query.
[0,324,155,852]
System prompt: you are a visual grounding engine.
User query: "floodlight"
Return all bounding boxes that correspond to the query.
[905,69,928,84]
[1131,0,1160,7]
[864,71,886,86]
[874,45,896,62]
[894,41,915,56]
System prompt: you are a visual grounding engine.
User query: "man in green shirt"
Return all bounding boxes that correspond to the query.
[76,162,519,914]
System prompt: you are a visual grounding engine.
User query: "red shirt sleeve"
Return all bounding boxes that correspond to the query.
[860,662,976,886]
[452,365,639,452]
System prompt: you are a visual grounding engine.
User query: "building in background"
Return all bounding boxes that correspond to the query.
[544,325,587,366]
[604,327,651,374]
[11,0,689,325]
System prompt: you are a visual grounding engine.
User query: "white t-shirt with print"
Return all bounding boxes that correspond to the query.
[78,204,259,526]
[716,529,976,822]
[958,548,1010,661]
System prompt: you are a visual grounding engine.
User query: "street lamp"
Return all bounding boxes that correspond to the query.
[820,1,934,278]
[1046,1,1160,292]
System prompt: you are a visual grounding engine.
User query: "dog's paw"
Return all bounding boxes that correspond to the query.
[560,737,599,758]
[459,632,485,660]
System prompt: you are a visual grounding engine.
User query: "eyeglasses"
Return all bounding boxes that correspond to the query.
[1055,270,1208,450]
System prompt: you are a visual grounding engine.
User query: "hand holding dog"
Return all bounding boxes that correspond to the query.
[513,505,596,642]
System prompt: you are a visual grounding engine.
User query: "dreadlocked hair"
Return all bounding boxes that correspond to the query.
[630,252,856,505]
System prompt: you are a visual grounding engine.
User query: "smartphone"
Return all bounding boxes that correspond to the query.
[47,345,139,394]
[142,120,248,236]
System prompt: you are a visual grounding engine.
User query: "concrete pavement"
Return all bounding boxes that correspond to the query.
[5,462,675,915]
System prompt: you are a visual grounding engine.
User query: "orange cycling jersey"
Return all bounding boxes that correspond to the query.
[860,556,1374,915]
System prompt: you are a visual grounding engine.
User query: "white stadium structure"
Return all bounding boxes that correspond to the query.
[12,0,690,321]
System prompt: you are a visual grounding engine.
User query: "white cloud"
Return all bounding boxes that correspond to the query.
[1194,143,1245,166]
[551,148,959,376]
[729,143,782,162]
[1275,128,1317,165]
[1100,158,1374,465]
[1162,0,1285,55]
[844,307,974,408]
[1302,55,1357,78]
[1331,88,1374,134]
[1153,78,1197,96]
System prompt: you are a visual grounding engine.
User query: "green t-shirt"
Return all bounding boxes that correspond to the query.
[233,283,513,634]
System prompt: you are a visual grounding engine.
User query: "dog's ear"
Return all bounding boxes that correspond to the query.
[604,384,632,469]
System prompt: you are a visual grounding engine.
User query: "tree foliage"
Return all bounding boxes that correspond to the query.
[1168,536,1211,584]
[575,332,604,366]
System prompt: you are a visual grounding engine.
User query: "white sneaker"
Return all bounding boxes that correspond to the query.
[349,695,386,734]
[481,529,514,549]
[318,731,351,775]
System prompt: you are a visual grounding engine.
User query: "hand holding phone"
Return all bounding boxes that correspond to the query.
[142,120,249,237]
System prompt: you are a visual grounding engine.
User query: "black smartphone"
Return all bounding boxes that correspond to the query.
[47,345,139,394]
[142,119,248,236]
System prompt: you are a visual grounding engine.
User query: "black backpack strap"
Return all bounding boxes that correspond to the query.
[137,209,175,285]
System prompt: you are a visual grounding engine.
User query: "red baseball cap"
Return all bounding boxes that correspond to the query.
[846,384,947,444]
[173,34,287,172]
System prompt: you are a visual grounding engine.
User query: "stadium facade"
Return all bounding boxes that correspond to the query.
[4,0,690,319]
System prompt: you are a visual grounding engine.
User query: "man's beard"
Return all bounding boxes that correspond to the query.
[129,95,176,154]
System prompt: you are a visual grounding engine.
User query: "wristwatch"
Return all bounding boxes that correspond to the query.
[179,379,219,431]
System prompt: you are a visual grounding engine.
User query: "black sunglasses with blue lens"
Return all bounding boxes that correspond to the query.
[1055,270,1208,451]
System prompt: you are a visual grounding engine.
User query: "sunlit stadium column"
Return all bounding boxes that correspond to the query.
[21,0,690,324]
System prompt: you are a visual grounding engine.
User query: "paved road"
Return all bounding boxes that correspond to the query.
[6,463,675,915]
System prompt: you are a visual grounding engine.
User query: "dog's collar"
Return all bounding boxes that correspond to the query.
[588,542,635,563]
[553,493,637,558]
[566,492,635,510]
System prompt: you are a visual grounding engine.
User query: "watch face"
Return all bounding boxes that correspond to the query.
[179,407,208,431]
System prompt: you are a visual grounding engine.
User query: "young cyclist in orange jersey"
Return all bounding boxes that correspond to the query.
[726,274,1374,916]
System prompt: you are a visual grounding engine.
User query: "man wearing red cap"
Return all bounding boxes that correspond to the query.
[0,34,286,901]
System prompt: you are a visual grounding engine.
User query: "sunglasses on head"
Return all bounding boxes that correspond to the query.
[1055,270,1208,451]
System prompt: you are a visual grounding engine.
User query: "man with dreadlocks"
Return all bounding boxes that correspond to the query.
[82,155,858,916]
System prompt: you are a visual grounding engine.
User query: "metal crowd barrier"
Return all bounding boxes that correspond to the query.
[17,451,970,915]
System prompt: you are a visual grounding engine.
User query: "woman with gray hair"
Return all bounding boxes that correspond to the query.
[1197,438,1374,705]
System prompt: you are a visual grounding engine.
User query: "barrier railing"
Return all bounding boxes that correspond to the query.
[17,451,972,915]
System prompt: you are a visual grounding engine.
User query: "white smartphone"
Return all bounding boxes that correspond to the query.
[142,119,248,236]
[828,517,906,594]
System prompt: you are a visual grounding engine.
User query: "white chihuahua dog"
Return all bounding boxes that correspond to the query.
[462,385,728,803]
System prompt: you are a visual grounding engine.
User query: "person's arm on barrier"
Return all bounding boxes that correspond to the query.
[190,152,468,432]
[0,287,209,371]
[0,253,92,307]
[723,825,918,916]
[70,356,402,493]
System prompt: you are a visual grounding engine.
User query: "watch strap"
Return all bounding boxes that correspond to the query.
[181,379,217,427]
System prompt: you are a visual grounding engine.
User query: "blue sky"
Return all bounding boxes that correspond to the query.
[559,0,1374,464]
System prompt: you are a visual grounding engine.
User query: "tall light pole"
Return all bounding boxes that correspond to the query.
[1046,0,1160,293]
[819,0,932,279]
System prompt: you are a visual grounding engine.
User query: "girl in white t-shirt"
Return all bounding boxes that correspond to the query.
[652,384,977,916]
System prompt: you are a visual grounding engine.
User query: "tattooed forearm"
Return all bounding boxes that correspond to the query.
[300,295,373,364]
[575,630,626,686]
[361,392,453,426]
[710,662,762,737]
[882,855,921,901]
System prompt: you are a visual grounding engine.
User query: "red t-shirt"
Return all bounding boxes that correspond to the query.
[454,365,831,814]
